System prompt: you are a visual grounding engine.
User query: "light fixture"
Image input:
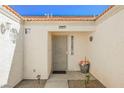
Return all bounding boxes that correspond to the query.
[89,36,93,42]
[25,28,31,34]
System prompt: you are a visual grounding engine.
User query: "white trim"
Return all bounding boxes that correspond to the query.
[0,7,22,23]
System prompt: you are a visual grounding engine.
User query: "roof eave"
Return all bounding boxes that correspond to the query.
[2,5,114,21]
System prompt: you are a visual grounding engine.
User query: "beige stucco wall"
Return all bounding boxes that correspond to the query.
[0,7,23,87]
[24,27,48,79]
[1,5,124,88]
[24,21,94,79]
[50,32,91,71]
[7,23,24,87]
[47,32,52,77]
[89,8,124,87]
[68,32,90,71]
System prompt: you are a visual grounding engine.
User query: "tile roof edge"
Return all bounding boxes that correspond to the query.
[2,5,114,22]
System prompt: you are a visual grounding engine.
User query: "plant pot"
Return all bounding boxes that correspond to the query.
[79,64,90,74]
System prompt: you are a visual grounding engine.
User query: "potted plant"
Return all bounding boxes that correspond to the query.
[79,57,90,74]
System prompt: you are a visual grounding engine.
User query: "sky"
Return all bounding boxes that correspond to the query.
[9,5,110,16]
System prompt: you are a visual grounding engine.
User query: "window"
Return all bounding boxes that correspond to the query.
[71,35,74,55]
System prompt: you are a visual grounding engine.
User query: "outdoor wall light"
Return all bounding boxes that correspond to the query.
[89,36,93,42]
[25,28,31,34]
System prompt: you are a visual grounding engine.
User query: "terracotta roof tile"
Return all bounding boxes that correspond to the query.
[95,5,115,21]
[2,5,114,21]
[22,16,96,21]
[2,5,22,19]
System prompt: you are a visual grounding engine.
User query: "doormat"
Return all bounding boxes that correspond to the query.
[53,71,66,74]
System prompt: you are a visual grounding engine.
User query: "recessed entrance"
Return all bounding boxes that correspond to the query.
[52,35,67,73]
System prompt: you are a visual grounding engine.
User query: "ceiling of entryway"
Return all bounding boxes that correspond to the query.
[9,5,110,16]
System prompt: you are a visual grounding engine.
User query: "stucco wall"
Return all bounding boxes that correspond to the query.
[24,25,48,79]
[1,5,124,88]
[67,32,90,71]
[7,23,24,87]
[24,21,94,79]
[51,32,90,71]
[48,33,52,76]
[89,8,124,87]
[0,7,23,87]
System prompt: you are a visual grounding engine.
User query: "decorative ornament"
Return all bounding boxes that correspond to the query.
[0,23,6,34]
[9,28,18,44]
[6,22,11,30]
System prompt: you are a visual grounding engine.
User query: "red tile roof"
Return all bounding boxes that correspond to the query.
[95,5,115,21]
[22,16,96,21]
[2,5,22,19]
[2,5,114,21]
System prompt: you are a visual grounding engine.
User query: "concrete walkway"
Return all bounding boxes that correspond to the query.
[45,79,68,88]
[44,71,95,88]
[14,71,97,88]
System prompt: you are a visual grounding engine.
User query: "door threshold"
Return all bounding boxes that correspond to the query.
[53,71,66,74]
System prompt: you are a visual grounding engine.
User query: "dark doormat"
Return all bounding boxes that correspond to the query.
[53,71,66,74]
[68,80,105,88]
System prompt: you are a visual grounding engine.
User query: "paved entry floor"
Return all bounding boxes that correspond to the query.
[15,80,46,88]
[44,71,96,88]
[45,79,68,88]
[68,80,105,88]
[15,71,104,88]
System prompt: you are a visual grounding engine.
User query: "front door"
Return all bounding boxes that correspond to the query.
[52,35,67,72]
